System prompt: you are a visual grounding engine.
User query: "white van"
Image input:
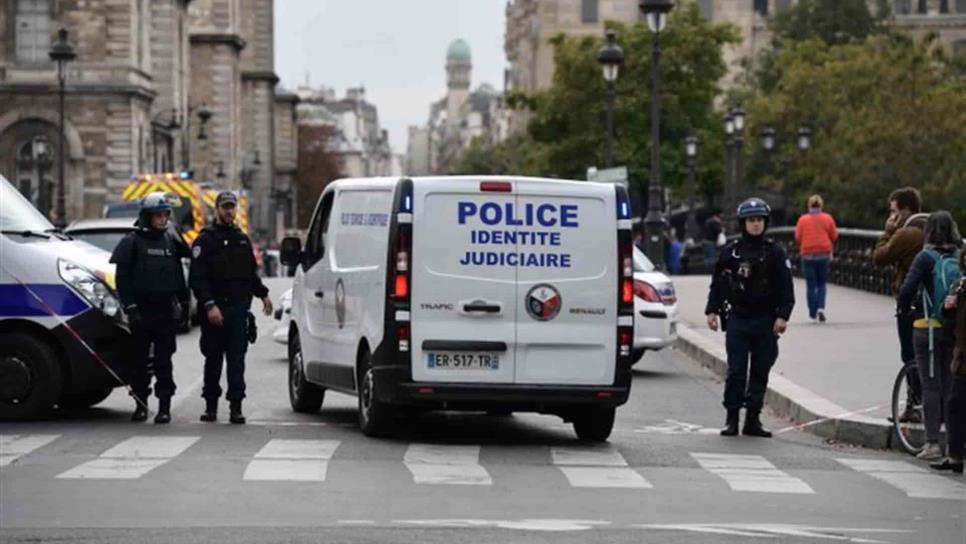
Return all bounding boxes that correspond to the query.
[0,176,130,420]
[281,176,635,441]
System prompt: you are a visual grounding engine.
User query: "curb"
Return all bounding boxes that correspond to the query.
[675,324,894,450]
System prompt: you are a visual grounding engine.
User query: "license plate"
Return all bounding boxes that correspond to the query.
[427,352,500,370]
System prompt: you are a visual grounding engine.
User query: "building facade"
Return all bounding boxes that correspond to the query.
[0,0,291,237]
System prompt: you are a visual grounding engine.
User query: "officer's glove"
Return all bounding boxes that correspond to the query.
[126,305,142,328]
[246,311,257,344]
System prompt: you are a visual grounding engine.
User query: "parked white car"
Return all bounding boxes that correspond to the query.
[272,288,292,345]
[632,247,678,364]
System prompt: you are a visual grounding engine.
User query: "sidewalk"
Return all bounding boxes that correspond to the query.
[672,275,900,449]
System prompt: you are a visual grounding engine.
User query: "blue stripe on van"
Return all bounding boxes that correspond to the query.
[0,284,89,317]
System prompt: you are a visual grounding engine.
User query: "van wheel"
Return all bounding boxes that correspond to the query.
[631,348,645,366]
[358,348,393,437]
[288,331,324,413]
[60,386,114,409]
[0,332,63,421]
[573,406,616,442]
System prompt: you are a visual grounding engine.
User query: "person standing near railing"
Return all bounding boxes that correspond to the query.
[931,250,966,474]
[795,194,838,322]
[873,187,929,423]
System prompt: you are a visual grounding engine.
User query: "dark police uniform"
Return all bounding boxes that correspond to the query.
[110,222,189,420]
[705,221,794,436]
[189,217,268,420]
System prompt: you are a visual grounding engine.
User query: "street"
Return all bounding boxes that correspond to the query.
[1,278,963,544]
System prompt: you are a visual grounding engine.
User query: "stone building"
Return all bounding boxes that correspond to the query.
[0,0,290,237]
[407,40,507,175]
[273,87,299,233]
[503,0,966,132]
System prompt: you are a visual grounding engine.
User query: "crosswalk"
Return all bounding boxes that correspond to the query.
[1,433,963,500]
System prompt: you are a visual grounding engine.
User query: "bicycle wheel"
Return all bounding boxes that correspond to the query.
[891,364,925,455]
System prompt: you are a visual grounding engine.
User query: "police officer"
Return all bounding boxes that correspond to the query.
[705,198,795,437]
[189,191,272,424]
[110,192,190,423]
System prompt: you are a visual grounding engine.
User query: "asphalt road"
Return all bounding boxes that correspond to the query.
[1,278,963,543]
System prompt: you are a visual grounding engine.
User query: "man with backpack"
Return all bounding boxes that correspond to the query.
[897,211,963,461]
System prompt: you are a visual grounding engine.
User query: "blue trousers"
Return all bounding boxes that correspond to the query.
[801,257,830,319]
[724,316,779,412]
[200,301,250,401]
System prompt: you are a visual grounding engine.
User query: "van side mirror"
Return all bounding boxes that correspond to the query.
[280,236,302,267]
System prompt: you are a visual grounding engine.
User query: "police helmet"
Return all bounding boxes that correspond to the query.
[138,192,173,228]
[736,198,771,219]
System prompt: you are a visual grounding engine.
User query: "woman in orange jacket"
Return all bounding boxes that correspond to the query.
[795,195,838,322]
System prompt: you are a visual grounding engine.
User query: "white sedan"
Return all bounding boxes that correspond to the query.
[632,247,678,365]
[272,288,292,345]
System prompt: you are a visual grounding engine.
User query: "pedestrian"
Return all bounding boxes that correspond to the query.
[702,210,725,273]
[705,198,795,438]
[189,191,273,424]
[667,229,683,275]
[110,192,190,423]
[931,249,966,474]
[898,211,963,461]
[873,187,928,423]
[794,194,838,322]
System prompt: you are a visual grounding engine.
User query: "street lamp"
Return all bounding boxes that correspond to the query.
[760,125,813,221]
[48,28,76,228]
[723,113,735,220]
[597,30,624,168]
[685,135,699,243]
[797,126,812,151]
[730,106,746,205]
[639,0,674,270]
[197,104,213,140]
[760,126,776,152]
[178,103,214,171]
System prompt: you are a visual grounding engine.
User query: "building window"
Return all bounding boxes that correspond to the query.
[957,0,966,14]
[754,0,769,17]
[16,0,50,64]
[917,0,927,13]
[581,0,598,23]
[894,0,912,14]
[698,0,714,18]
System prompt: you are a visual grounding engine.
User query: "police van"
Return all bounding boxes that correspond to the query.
[0,176,130,420]
[280,176,635,441]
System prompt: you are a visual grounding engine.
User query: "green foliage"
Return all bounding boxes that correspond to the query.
[770,0,889,46]
[745,35,966,228]
[449,134,548,176]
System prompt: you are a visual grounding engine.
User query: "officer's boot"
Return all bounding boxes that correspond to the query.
[229,400,246,424]
[742,410,772,438]
[154,397,171,424]
[720,409,739,436]
[131,398,149,422]
[199,398,218,422]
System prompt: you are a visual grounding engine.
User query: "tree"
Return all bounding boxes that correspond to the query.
[744,35,966,228]
[296,124,344,228]
[449,134,548,176]
[770,0,890,46]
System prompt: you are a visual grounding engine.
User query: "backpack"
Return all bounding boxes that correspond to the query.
[923,248,962,323]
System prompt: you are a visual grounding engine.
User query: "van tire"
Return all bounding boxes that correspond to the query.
[0,332,63,421]
[573,406,616,442]
[288,331,324,413]
[60,386,114,409]
[357,347,393,437]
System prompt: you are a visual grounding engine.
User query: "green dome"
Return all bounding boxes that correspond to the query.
[446,39,471,61]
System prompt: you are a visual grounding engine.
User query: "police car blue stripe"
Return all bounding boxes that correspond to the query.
[0,284,88,317]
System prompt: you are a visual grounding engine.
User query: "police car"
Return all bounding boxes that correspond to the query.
[0,176,130,420]
[280,176,635,441]
[632,247,678,364]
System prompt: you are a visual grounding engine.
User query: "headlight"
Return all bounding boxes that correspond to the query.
[58,259,122,319]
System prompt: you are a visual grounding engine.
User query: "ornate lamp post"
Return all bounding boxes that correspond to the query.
[639,0,674,269]
[685,135,699,242]
[730,106,746,204]
[760,125,812,221]
[597,30,624,168]
[723,113,735,218]
[48,28,76,228]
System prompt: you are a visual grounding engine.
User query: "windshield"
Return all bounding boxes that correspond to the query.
[0,176,57,232]
[68,231,129,253]
[633,246,656,272]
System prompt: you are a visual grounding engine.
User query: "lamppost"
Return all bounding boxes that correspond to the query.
[597,29,623,168]
[730,106,746,204]
[684,135,699,242]
[723,113,735,218]
[184,104,213,176]
[760,125,812,220]
[48,28,76,228]
[640,0,674,269]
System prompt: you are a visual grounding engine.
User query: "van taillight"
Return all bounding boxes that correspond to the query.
[394,273,409,299]
[392,231,410,301]
[622,278,634,305]
[618,328,632,358]
[398,324,410,352]
[480,181,512,192]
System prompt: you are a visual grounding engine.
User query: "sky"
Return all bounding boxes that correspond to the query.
[275,0,508,154]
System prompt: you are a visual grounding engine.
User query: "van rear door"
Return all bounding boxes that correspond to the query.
[513,180,616,385]
[410,179,518,384]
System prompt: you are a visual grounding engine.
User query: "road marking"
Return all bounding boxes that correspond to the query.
[243,439,340,481]
[837,458,966,500]
[632,523,908,543]
[57,436,199,480]
[0,434,60,467]
[691,453,814,494]
[395,519,609,531]
[403,444,491,485]
[170,373,204,412]
[188,420,327,427]
[551,446,651,489]
[633,420,720,435]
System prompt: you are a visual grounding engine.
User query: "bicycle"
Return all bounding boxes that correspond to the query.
[890,362,926,455]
